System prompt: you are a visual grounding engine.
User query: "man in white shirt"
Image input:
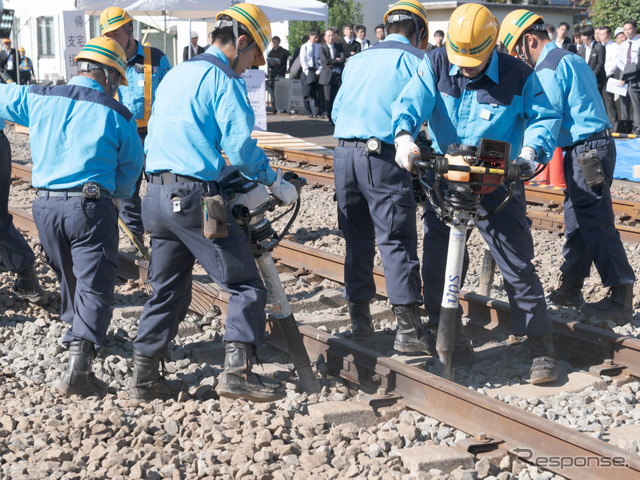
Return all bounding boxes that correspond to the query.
[342,22,361,59]
[600,26,620,128]
[300,29,323,117]
[555,22,572,49]
[355,25,371,51]
[613,19,640,134]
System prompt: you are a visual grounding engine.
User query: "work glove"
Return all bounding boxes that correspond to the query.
[268,168,299,206]
[394,133,420,172]
[513,146,537,180]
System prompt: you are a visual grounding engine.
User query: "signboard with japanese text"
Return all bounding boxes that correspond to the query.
[241,69,267,131]
[62,11,86,81]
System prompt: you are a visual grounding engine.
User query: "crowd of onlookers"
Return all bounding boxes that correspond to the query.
[536,20,640,135]
[260,18,640,134]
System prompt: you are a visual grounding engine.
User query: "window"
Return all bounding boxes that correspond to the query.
[37,16,54,57]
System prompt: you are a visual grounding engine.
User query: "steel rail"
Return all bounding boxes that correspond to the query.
[290,325,640,480]
[9,204,640,478]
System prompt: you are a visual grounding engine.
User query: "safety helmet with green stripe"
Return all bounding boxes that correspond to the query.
[383,0,429,50]
[215,3,271,67]
[74,36,128,86]
[99,6,133,35]
[498,9,545,57]
[446,3,499,68]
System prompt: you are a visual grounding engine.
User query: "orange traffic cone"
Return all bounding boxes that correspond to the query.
[548,147,565,188]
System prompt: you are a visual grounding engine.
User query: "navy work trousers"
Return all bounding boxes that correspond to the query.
[32,195,119,348]
[118,131,145,236]
[561,135,635,286]
[133,180,268,359]
[422,180,552,336]
[0,131,36,273]
[334,143,422,306]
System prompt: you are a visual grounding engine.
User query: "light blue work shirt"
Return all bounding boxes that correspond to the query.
[392,49,559,163]
[145,46,276,185]
[118,41,171,122]
[534,42,611,148]
[332,34,425,144]
[0,77,143,197]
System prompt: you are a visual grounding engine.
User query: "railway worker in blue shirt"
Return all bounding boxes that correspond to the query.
[331,0,435,356]
[392,3,561,385]
[0,118,44,303]
[130,3,298,403]
[0,37,143,396]
[499,10,636,326]
[100,6,171,250]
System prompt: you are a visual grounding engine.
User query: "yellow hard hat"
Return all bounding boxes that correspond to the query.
[18,47,24,53]
[75,36,128,86]
[215,3,271,67]
[498,9,545,56]
[383,0,429,50]
[99,6,133,35]
[1,39,10,44]
[446,4,498,68]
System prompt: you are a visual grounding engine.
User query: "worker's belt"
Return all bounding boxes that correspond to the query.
[563,129,611,152]
[338,138,394,153]
[37,187,112,199]
[148,171,202,184]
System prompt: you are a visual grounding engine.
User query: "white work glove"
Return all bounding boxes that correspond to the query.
[513,146,537,179]
[394,133,420,172]
[268,168,298,206]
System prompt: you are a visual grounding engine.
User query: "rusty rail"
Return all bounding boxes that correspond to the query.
[8,191,640,478]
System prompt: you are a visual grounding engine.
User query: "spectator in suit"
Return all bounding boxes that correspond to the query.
[570,25,583,53]
[300,29,323,117]
[434,29,444,48]
[319,27,345,125]
[555,22,573,50]
[578,25,606,89]
[183,31,205,61]
[546,23,556,42]
[342,22,361,60]
[426,29,445,52]
[614,20,640,134]
[599,26,620,129]
[355,24,371,51]
[0,39,17,83]
[374,24,385,44]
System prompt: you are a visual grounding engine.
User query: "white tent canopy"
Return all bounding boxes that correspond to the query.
[75,0,329,23]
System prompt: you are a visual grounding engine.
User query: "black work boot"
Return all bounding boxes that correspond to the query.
[56,340,107,396]
[11,265,44,303]
[216,342,285,402]
[393,304,436,355]
[579,284,634,325]
[528,334,558,385]
[349,300,374,343]
[546,273,584,307]
[129,350,181,402]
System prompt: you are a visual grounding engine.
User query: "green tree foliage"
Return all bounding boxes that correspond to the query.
[287,0,363,53]
[591,0,638,30]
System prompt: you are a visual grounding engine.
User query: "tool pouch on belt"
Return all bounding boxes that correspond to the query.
[577,150,605,188]
[201,194,228,239]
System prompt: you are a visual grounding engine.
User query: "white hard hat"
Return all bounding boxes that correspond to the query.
[190,31,198,39]
[614,27,625,37]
